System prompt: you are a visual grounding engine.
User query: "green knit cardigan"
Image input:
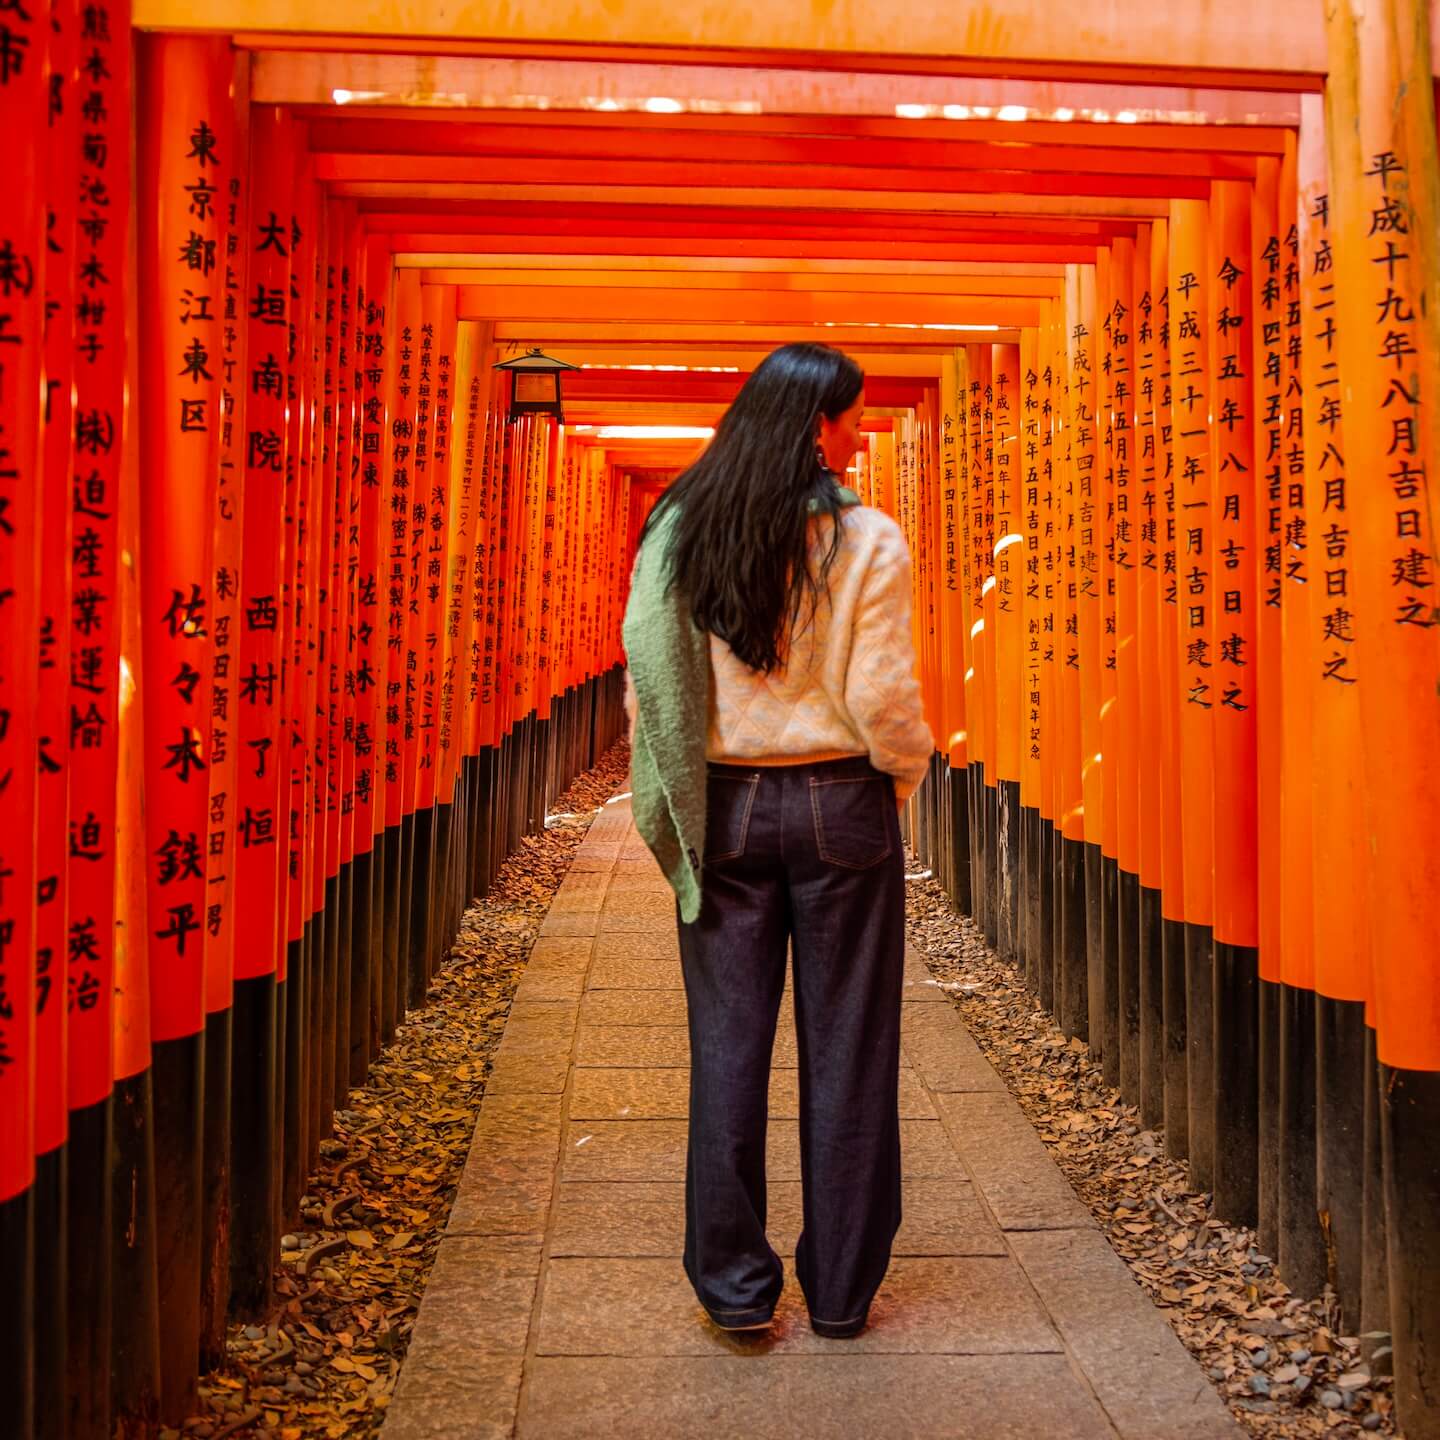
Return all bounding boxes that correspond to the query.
[622,487,861,922]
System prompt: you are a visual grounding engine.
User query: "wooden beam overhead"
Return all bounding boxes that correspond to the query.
[130,1,1369,81]
[246,50,1311,118]
[378,233,1103,263]
[234,31,1327,91]
[313,152,1212,199]
[297,105,1295,154]
[455,283,1042,326]
[393,253,1072,277]
[360,206,1125,236]
[542,348,944,376]
[491,321,1020,346]
[420,268,1063,296]
[304,117,1262,177]
[333,180,1171,218]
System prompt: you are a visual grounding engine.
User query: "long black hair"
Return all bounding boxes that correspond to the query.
[643,342,864,674]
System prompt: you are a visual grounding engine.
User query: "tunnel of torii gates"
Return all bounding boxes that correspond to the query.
[0,0,1438,1435]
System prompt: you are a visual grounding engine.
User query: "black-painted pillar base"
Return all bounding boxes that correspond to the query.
[996,780,1020,961]
[1316,994,1367,1329]
[151,1032,204,1421]
[1135,881,1164,1130]
[1019,805,1038,990]
[381,821,402,1046]
[281,943,304,1226]
[1381,1064,1440,1440]
[1276,983,1325,1293]
[1213,940,1260,1226]
[1056,837,1088,1041]
[1044,824,1061,1014]
[1257,977,1282,1261]
[229,973,278,1319]
[66,1096,112,1440]
[200,1006,232,1370]
[1361,1027,1390,1372]
[1081,843,1104,1064]
[1160,911,1189,1161]
[431,801,455,971]
[1184,923,1216,1191]
[1035,819,1054,1004]
[396,809,417,1024]
[322,871,342,1139]
[33,1144,65,1438]
[982,779,999,949]
[1113,861,1136,1105]
[110,1066,160,1438]
[471,748,495,899]
[334,862,354,1112]
[0,1179,34,1440]
[350,846,375,1088]
[408,804,436,1010]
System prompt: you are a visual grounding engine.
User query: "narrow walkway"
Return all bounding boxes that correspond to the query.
[383,800,1240,1440]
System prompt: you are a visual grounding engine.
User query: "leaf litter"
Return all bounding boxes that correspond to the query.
[167,741,631,1440]
[905,864,1396,1439]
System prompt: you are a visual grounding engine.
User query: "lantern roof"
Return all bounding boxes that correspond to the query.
[493,347,581,374]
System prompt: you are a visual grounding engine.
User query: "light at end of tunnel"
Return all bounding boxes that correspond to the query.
[895,103,931,120]
[942,104,970,121]
[1053,107,1075,122]
[922,323,1002,332]
[982,575,997,596]
[997,105,1028,123]
[964,668,975,681]
[970,620,985,638]
[591,425,714,440]
[644,96,685,114]
[580,363,741,373]
[993,533,1023,556]
[1117,110,1139,123]
[331,88,391,106]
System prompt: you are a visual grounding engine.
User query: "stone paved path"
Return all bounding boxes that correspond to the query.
[384,799,1240,1440]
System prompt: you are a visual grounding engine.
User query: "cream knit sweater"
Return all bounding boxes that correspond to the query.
[705,506,934,802]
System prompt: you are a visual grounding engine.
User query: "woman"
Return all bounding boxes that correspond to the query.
[623,342,933,1340]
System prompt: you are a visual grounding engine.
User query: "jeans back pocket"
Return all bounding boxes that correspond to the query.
[809,774,893,870]
[705,772,759,863]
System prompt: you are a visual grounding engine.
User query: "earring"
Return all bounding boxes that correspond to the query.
[815,442,832,475]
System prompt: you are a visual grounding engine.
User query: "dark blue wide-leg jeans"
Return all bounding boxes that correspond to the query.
[678,756,906,1337]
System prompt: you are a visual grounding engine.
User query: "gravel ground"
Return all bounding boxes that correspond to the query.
[903,865,1396,1440]
[169,741,632,1440]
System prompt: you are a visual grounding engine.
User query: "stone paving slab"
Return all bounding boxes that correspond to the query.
[902,1002,1009,1091]
[566,1062,936,1120]
[1010,1228,1242,1439]
[515,1355,1118,1440]
[548,1178,1006,1259]
[385,799,1240,1440]
[381,1349,523,1440]
[585,955,684,989]
[559,1118,965,1183]
[574,1022,801,1067]
[934,1090,1097,1231]
[535,1255,1061,1357]
[591,929,680,961]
